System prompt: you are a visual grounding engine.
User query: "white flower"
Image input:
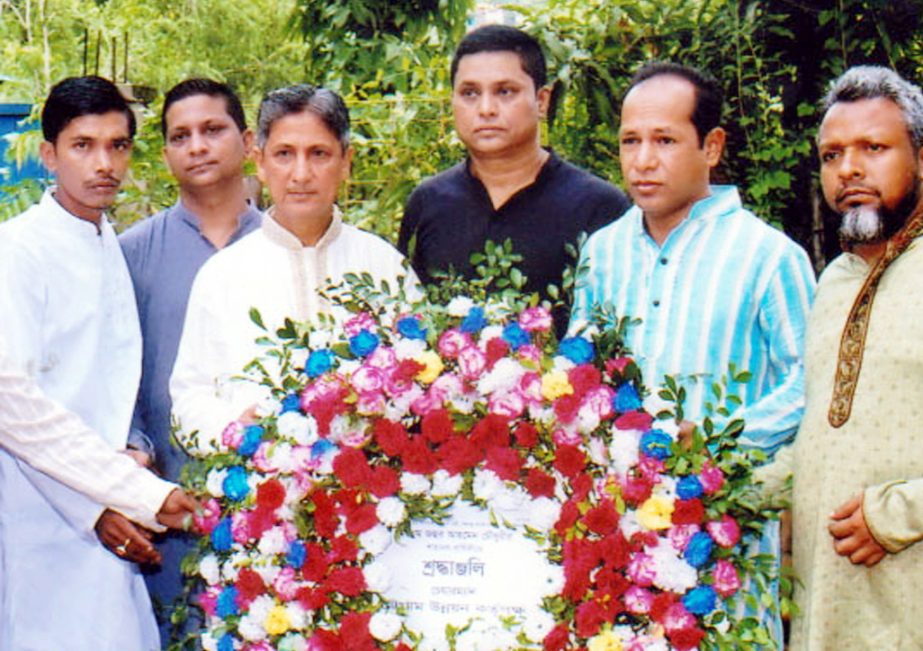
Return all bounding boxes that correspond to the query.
[431,469,463,497]
[257,526,289,556]
[269,442,295,474]
[477,325,504,346]
[551,355,575,373]
[254,396,282,419]
[473,468,503,501]
[540,563,565,596]
[308,329,332,349]
[608,430,642,477]
[252,562,281,586]
[363,560,392,592]
[619,510,642,540]
[328,414,353,443]
[238,613,267,642]
[285,602,308,630]
[491,486,528,525]
[476,357,524,395]
[201,631,219,651]
[649,539,698,593]
[524,610,556,642]
[249,595,276,622]
[199,554,221,585]
[277,411,318,446]
[359,525,393,556]
[376,497,407,528]
[369,610,403,641]
[525,497,561,532]
[400,472,431,495]
[278,633,308,651]
[653,476,677,501]
[393,337,427,360]
[205,468,228,498]
[446,295,475,316]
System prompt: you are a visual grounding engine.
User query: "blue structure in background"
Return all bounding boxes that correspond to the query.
[0,104,47,192]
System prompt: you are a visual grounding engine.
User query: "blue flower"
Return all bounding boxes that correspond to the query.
[640,429,673,460]
[281,392,301,414]
[397,316,427,340]
[501,322,530,351]
[613,383,642,412]
[218,634,236,651]
[211,517,232,552]
[677,475,704,500]
[348,330,380,357]
[682,585,717,615]
[684,531,714,568]
[237,425,264,457]
[286,540,307,568]
[216,586,239,618]
[311,438,336,459]
[305,349,335,378]
[558,336,594,365]
[223,466,250,502]
[460,307,489,334]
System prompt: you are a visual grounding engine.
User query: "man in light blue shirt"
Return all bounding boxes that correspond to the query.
[572,62,816,648]
[119,78,260,643]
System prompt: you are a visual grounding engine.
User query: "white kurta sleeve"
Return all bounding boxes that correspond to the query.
[863,479,923,554]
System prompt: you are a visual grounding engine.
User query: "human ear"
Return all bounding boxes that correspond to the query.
[704,127,726,168]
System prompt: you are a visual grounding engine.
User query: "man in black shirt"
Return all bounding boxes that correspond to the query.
[398,24,629,320]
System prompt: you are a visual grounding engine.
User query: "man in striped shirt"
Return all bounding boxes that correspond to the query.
[572,62,816,648]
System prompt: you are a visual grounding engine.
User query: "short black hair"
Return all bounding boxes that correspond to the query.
[256,84,350,151]
[450,25,547,90]
[625,62,723,146]
[161,78,247,137]
[42,76,136,144]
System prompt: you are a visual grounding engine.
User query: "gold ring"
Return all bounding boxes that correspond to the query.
[115,537,131,555]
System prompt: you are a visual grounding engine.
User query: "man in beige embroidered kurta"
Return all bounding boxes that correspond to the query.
[171,84,415,453]
[790,66,923,650]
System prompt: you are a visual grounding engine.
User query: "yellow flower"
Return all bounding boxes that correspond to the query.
[588,630,623,651]
[264,604,291,636]
[541,371,573,400]
[414,350,444,384]
[637,494,674,530]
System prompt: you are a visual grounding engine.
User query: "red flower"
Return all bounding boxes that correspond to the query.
[553,444,586,479]
[422,408,455,443]
[621,473,653,506]
[553,394,581,424]
[255,478,286,511]
[402,438,438,475]
[311,490,339,538]
[325,566,367,597]
[525,467,556,498]
[437,436,482,475]
[575,600,608,638]
[672,498,705,525]
[668,626,707,651]
[308,629,344,651]
[395,645,413,651]
[234,568,265,608]
[649,591,677,622]
[333,447,372,488]
[394,358,425,382]
[373,419,410,456]
[485,337,510,367]
[340,611,376,650]
[345,503,378,535]
[543,623,571,651]
[328,535,359,563]
[297,585,330,611]
[248,506,276,539]
[555,499,580,536]
[368,465,400,497]
[615,411,653,431]
[570,473,593,501]
[470,414,511,452]
[582,499,619,535]
[568,364,601,396]
[600,531,631,570]
[486,446,523,481]
[302,542,330,582]
[513,422,539,448]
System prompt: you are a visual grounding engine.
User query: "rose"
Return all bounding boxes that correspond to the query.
[706,514,742,548]
[222,421,244,449]
[414,350,444,384]
[519,306,553,332]
[624,585,654,614]
[457,345,487,379]
[700,460,726,494]
[351,366,385,394]
[713,559,742,597]
[343,311,376,336]
[436,329,471,359]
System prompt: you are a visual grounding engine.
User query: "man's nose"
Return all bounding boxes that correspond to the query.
[837,148,865,181]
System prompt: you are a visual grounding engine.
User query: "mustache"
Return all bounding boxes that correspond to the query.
[835,183,880,203]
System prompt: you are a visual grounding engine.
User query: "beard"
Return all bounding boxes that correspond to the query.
[838,180,921,246]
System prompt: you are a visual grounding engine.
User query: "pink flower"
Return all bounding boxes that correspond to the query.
[553,428,582,446]
[700,460,725,494]
[244,644,274,651]
[437,329,472,359]
[707,514,742,548]
[222,421,244,448]
[583,386,615,419]
[351,366,384,393]
[343,312,375,336]
[252,441,280,473]
[519,306,553,332]
[713,559,742,597]
[366,346,397,370]
[194,498,221,533]
[638,454,666,480]
[518,371,542,404]
[231,511,251,544]
[668,524,701,551]
[606,356,634,375]
[273,566,301,601]
[626,552,656,587]
[517,344,542,364]
[431,372,464,397]
[410,390,442,416]
[355,391,385,415]
[662,602,696,632]
[457,346,487,380]
[624,585,654,614]
[197,586,221,616]
[489,390,525,419]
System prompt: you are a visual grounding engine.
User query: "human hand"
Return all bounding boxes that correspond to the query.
[677,420,697,451]
[121,448,153,468]
[238,404,259,425]
[95,509,161,565]
[828,494,887,567]
[156,488,202,531]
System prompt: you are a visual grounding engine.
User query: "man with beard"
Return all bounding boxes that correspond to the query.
[789,65,923,650]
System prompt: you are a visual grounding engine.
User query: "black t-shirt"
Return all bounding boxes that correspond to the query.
[398,151,630,307]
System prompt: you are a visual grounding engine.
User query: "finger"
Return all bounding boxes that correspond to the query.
[833,534,859,556]
[828,516,856,539]
[830,494,861,521]
[864,550,886,567]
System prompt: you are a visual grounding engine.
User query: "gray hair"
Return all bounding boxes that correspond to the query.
[256,84,350,150]
[822,65,923,150]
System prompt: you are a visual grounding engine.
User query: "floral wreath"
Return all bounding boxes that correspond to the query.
[178,275,776,651]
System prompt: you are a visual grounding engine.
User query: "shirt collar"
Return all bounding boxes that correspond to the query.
[40,188,110,238]
[631,184,742,241]
[261,204,344,251]
[463,148,560,191]
[175,199,262,239]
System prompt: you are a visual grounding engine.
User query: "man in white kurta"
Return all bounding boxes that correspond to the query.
[0,191,159,649]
